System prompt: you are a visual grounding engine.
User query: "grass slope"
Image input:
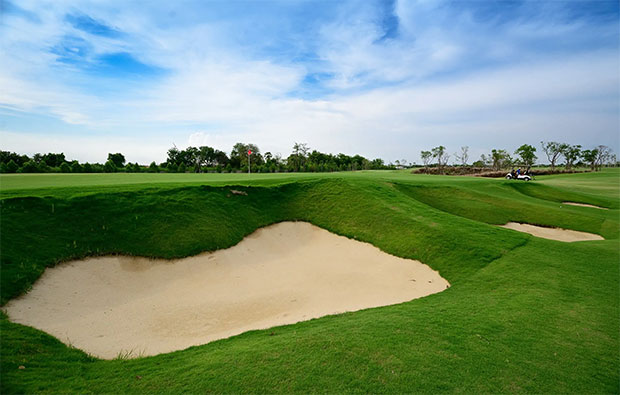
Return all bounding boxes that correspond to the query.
[1,170,618,393]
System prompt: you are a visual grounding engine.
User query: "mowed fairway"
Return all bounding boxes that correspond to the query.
[1,169,618,393]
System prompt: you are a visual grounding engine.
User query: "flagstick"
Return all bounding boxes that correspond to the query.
[248,151,251,174]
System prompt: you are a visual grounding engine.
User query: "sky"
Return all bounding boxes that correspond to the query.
[0,0,618,165]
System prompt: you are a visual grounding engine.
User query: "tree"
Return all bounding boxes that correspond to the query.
[42,153,66,168]
[454,146,469,166]
[288,142,309,172]
[431,146,448,173]
[5,159,19,173]
[178,163,187,173]
[514,144,537,167]
[491,149,511,170]
[231,143,262,171]
[21,161,39,173]
[148,161,159,173]
[107,153,126,168]
[60,162,72,173]
[103,160,117,173]
[71,162,83,173]
[561,144,581,170]
[594,145,612,171]
[540,141,563,170]
[83,163,93,173]
[581,149,598,171]
[420,151,432,171]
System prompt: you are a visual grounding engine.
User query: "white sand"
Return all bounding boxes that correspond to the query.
[562,202,608,210]
[4,221,449,359]
[500,222,604,242]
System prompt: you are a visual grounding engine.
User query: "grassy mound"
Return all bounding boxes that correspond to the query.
[1,171,618,393]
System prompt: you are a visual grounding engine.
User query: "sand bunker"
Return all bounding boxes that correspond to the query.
[4,222,449,359]
[562,202,608,210]
[500,222,604,242]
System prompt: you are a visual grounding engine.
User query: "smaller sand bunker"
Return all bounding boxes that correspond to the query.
[4,222,449,359]
[562,202,608,210]
[500,222,604,242]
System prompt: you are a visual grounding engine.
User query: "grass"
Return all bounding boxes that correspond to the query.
[1,169,618,393]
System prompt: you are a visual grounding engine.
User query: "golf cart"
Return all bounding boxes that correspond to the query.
[505,168,532,181]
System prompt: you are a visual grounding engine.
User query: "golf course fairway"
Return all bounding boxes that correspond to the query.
[1,169,618,393]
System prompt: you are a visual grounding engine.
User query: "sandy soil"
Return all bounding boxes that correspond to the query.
[562,202,608,210]
[4,222,449,359]
[500,222,604,242]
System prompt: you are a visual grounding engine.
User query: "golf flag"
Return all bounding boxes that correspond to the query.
[248,150,252,155]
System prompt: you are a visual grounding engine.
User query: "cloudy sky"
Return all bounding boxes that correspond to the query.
[1,0,618,164]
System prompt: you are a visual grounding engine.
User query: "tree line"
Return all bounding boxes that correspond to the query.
[420,142,616,173]
[0,142,393,174]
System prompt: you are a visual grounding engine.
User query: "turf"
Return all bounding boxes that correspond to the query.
[1,169,618,393]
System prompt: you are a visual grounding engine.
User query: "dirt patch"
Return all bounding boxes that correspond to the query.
[4,222,449,359]
[562,202,608,210]
[500,222,604,242]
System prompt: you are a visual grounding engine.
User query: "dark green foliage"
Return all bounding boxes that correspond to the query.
[5,160,19,173]
[514,144,537,167]
[148,162,159,173]
[107,153,126,168]
[20,161,39,173]
[71,162,83,173]
[60,163,71,173]
[103,160,117,173]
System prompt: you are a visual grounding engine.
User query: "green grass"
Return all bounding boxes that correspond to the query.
[1,169,618,393]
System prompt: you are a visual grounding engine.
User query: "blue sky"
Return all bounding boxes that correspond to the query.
[0,0,618,164]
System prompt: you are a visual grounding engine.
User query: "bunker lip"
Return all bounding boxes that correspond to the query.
[500,222,604,242]
[562,202,608,210]
[3,221,449,359]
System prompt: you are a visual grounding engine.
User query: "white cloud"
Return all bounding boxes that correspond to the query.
[0,0,617,164]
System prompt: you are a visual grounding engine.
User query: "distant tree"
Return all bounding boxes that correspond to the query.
[83,163,93,173]
[431,146,448,173]
[491,149,511,170]
[107,153,126,168]
[595,145,612,171]
[453,146,469,166]
[370,158,385,170]
[561,144,581,170]
[167,146,182,165]
[41,153,66,167]
[540,141,563,170]
[581,149,598,171]
[5,159,19,173]
[60,162,72,173]
[288,142,309,172]
[514,144,537,167]
[103,160,117,173]
[71,161,83,173]
[20,161,39,173]
[148,161,159,173]
[0,151,30,167]
[178,163,187,173]
[420,150,432,171]
[231,143,262,171]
